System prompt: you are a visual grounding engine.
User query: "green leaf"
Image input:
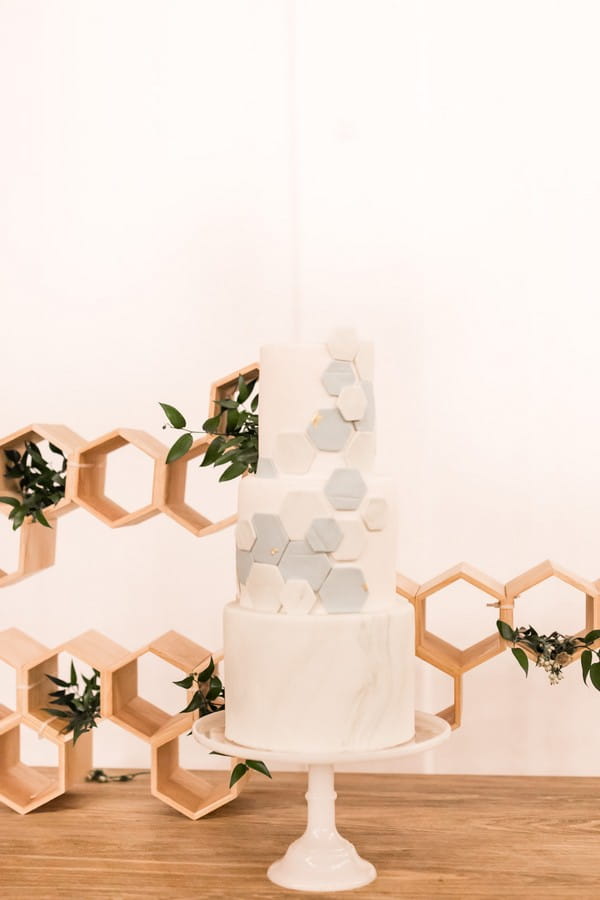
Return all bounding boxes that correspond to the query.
[206,676,223,701]
[511,647,529,676]
[180,692,205,714]
[583,630,600,644]
[34,508,51,528]
[0,497,19,509]
[200,437,225,468]
[496,620,515,641]
[196,657,215,682]
[159,403,187,429]
[202,414,223,433]
[219,461,247,482]
[245,759,272,779]
[229,763,249,788]
[166,433,193,464]
[581,649,592,684]
[173,674,194,689]
[237,376,250,403]
[589,662,600,691]
[46,674,72,688]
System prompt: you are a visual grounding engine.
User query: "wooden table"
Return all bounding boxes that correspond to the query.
[0,771,599,899]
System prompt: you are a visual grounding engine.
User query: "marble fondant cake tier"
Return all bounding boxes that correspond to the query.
[236,471,397,614]
[223,601,415,753]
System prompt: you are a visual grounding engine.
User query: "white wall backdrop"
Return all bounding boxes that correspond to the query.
[1,0,600,775]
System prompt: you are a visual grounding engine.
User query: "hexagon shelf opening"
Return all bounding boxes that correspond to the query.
[102,631,212,743]
[151,725,248,820]
[503,560,600,664]
[0,516,57,589]
[159,436,237,537]
[208,362,260,425]
[0,718,92,815]
[415,563,505,674]
[73,429,167,527]
[0,424,84,521]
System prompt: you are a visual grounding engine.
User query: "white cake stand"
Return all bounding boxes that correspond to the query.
[193,710,450,893]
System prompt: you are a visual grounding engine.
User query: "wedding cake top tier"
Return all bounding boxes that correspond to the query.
[257,329,375,477]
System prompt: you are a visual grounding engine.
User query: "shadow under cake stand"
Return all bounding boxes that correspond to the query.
[193,710,450,893]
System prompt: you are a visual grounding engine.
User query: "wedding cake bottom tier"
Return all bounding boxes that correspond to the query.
[223,601,415,753]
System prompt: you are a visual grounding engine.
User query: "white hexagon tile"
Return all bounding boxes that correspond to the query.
[280,579,318,615]
[361,497,388,531]
[245,563,285,612]
[331,520,367,561]
[326,328,360,361]
[337,384,368,422]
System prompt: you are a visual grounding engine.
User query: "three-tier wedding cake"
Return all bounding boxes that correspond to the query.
[223,329,415,753]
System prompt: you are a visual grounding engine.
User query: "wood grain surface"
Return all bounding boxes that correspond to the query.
[1,770,599,899]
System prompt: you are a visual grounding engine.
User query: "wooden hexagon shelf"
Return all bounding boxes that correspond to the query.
[72,428,167,527]
[102,631,212,743]
[0,629,48,726]
[414,563,505,675]
[0,716,92,814]
[208,362,260,424]
[0,423,84,521]
[0,517,57,589]
[151,714,248,820]
[502,559,600,665]
[158,436,236,537]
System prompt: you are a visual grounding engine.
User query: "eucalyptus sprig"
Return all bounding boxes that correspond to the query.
[0,441,66,529]
[174,656,271,789]
[42,661,101,744]
[160,374,259,482]
[497,620,600,688]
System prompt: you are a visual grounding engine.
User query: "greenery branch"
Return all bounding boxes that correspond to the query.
[174,656,271,788]
[497,620,600,688]
[160,374,259,482]
[0,441,66,530]
[42,661,101,744]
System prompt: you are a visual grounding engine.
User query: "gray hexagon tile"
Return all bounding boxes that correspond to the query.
[280,491,330,540]
[322,360,356,397]
[274,432,316,474]
[251,513,289,564]
[324,469,367,510]
[355,381,375,432]
[306,408,353,452]
[319,568,369,613]
[256,457,277,478]
[344,432,376,470]
[354,342,374,380]
[236,549,253,584]
[280,579,317,615]
[337,384,368,422]
[331,520,367,561]
[245,563,285,612]
[236,519,256,551]
[362,497,388,531]
[327,328,360,361]
[279,541,332,590]
[305,517,343,553]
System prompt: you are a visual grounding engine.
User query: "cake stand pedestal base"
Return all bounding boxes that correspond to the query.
[194,710,450,894]
[267,763,376,892]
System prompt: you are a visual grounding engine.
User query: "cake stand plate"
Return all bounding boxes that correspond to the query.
[193,711,450,893]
